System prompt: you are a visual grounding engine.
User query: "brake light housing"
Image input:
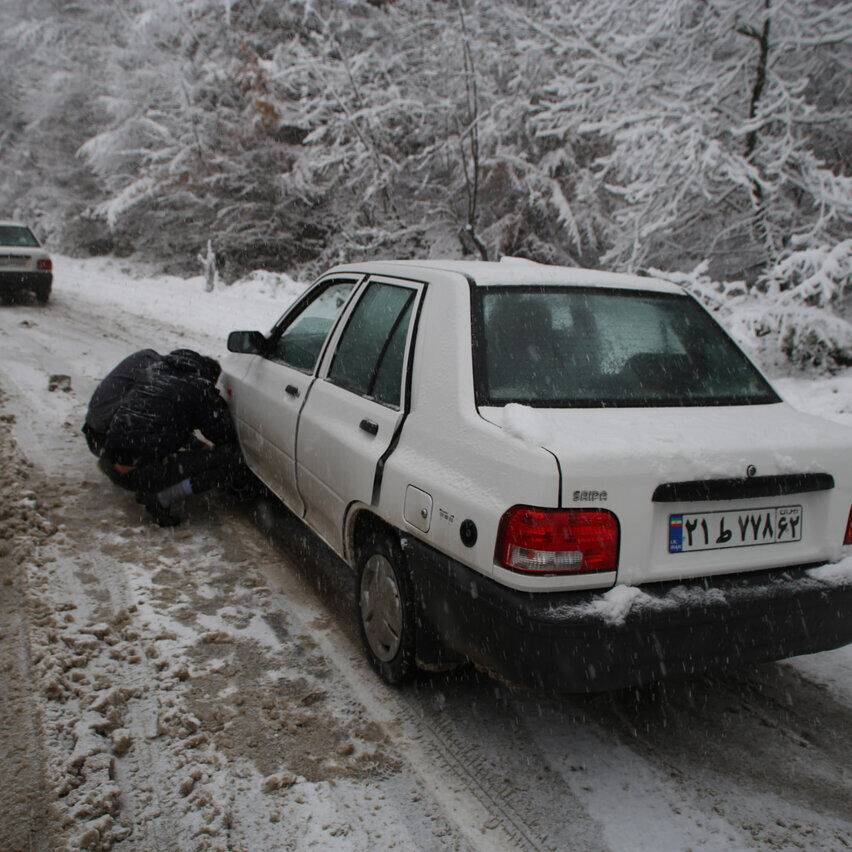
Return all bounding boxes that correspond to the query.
[495,506,619,575]
[37,258,52,272]
[844,506,852,546]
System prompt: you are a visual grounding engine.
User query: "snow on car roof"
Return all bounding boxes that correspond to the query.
[328,259,683,294]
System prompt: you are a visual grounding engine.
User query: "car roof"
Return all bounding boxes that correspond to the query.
[326,259,683,295]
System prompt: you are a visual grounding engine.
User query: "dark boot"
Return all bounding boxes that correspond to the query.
[139,493,185,527]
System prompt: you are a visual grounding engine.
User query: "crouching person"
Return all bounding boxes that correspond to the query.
[101,349,243,526]
[82,349,162,477]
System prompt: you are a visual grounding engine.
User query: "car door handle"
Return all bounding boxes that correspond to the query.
[359,419,379,436]
[285,384,299,397]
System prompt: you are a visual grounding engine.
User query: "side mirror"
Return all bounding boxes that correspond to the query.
[227,330,268,355]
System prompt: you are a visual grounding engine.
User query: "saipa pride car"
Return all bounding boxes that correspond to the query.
[222,260,852,690]
[0,220,52,303]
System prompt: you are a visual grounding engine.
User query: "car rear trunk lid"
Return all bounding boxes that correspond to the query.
[481,402,851,585]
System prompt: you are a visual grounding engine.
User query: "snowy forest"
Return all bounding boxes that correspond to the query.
[0,0,849,368]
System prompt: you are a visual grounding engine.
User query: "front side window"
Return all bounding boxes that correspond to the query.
[0,225,40,248]
[269,279,355,371]
[473,286,779,407]
[328,282,416,408]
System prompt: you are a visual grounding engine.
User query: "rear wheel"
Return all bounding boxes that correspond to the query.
[357,529,415,685]
[35,285,50,304]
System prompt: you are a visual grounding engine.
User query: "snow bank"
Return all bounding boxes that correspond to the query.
[773,372,852,428]
[55,255,309,348]
[652,244,852,373]
[229,268,306,306]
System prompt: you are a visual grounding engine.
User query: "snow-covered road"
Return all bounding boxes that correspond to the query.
[1,258,850,851]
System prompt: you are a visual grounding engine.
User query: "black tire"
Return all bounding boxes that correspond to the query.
[356,527,416,685]
[35,286,50,305]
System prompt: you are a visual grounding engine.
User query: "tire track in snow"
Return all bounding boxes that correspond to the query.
[394,696,553,852]
[549,676,852,850]
[242,505,565,852]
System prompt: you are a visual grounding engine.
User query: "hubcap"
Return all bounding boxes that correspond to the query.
[360,554,403,663]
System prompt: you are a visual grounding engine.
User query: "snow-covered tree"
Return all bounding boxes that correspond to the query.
[534,0,852,278]
[261,1,607,267]
[79,0,319,274]
[1,0,848,373]
[0,0,119,250]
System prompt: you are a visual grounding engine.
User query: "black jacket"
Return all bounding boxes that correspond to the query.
[83,349,161,455]
[102,350,234,465]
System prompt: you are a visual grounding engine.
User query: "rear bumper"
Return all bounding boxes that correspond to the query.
[405,538,852,692]
[0,271,52,291]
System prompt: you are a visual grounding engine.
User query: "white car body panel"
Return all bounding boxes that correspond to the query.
[222,259,852,596]
[230,355,312,515]
[297,378,404,551]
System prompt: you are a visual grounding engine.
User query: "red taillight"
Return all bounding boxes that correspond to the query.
[495,506,619,575]
[844,506,852,546]
[37,258,52,271]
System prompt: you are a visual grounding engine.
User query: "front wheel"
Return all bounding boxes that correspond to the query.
[357,530,415,685]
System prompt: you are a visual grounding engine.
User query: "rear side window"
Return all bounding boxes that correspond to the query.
[0,225,39,247]
[269,279,355,371]
[328,282,415,408]
[473,286,779,407]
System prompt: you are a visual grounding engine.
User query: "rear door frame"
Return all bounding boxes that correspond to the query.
[294,272,429,552]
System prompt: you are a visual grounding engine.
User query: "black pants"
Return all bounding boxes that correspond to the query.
[135,445,244,497]
[83,424,106,458]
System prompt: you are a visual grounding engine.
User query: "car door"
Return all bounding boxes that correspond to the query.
[229,277,359,514]
[296,276,424,551]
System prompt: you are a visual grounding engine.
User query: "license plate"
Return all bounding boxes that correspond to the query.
[0,256,15,266]
[668,505,802,553]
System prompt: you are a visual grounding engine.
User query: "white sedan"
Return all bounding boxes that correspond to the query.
[0,220,52,304]
[223,260,852,690]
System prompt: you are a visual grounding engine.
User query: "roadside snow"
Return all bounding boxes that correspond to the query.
[774,372,852,427]
[56,255,308,349]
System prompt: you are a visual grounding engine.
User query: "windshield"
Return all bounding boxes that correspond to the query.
[0,225,40,247]
[472,286,779,407]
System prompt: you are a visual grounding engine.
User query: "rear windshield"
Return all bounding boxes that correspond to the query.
[472,286,779,407]
[0,225,40,247]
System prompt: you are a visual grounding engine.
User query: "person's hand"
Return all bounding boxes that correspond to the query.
[193,429,215,450]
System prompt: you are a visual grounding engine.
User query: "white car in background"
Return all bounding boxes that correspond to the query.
[0,220,52,304]
[223,260,852,690]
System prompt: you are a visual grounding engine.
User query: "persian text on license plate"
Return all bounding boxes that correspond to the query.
[668,505,802,553]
